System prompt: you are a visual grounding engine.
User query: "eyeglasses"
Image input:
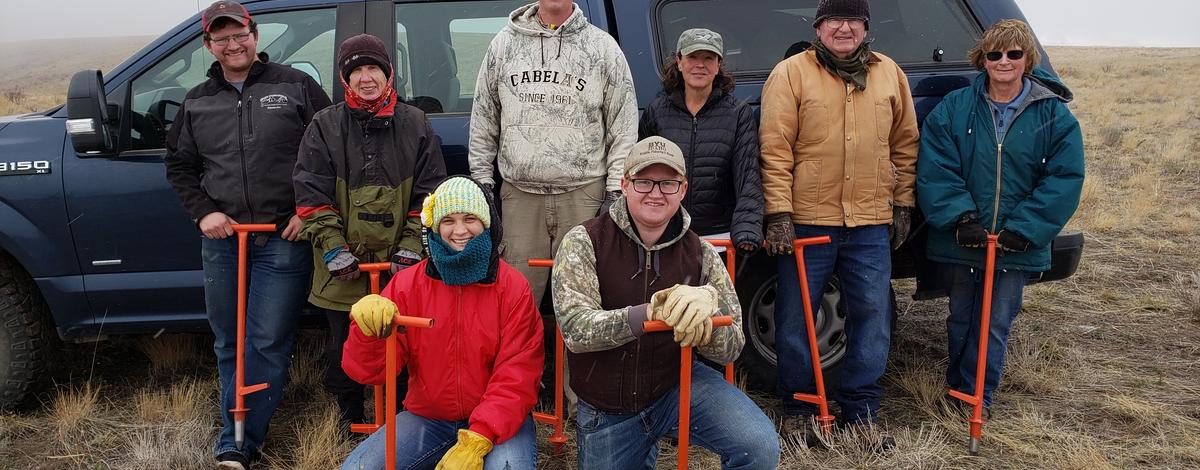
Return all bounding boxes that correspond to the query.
[209,32,253,46]
[822,17,865,29]
[985,50,1024,62]
[629,178,684,195]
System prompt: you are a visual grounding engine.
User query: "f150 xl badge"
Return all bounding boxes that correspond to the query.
[0,160,51,176]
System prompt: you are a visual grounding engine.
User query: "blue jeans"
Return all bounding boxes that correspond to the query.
[940,263,1029,407]
[203,235,311,459]
[340,414,537,470]
[775,224,892,423]
[575,363,780,470]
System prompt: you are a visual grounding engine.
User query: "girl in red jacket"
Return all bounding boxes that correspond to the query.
[340,176,544,470]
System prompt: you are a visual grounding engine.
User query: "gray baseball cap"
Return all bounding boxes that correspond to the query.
[625,136,687,177]
[676,28,724,58]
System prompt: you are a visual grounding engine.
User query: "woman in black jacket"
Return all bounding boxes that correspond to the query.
[639,28,763,253]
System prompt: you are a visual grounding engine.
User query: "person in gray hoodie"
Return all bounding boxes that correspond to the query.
[469,0,638,311]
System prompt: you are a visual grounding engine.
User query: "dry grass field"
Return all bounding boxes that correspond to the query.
[0,37,154,116]
[2,41,1199,469]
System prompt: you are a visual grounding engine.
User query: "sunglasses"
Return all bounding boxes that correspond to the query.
[985,50,1025,62]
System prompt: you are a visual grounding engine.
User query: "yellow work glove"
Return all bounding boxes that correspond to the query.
[435,429,493,470]
[662,285,720,347]
[350,294,397,338]
[648,285,683,322]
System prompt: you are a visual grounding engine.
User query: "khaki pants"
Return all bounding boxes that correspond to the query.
[500,178,605,417]
[499,178,605,305]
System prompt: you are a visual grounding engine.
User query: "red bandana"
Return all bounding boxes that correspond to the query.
[341,70,397,117]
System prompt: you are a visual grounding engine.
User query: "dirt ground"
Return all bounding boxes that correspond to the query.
[1,44,1198,469]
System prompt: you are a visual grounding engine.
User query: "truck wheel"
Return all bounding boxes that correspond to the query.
[0,255,50,411]
[736,269,848,391]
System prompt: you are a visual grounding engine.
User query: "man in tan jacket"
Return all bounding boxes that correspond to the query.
[758,0,917,448]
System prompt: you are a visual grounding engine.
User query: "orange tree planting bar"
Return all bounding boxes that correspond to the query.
[229,224,276,449]
[947,234,999,455]
[643,315,734,470]
[350,261,396,435]
[787,235,836,436]
[526,258,567,454]
[384,314,434,469]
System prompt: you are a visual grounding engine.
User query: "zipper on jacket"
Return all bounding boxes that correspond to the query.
[246,93,254,136]
[237,97,255,223]
[454,286,464,418]
[685,116,697,208]
[634,248,655,408]
[987,91,1042,232]
[986,99,1017,233]
[991,142,1003,232]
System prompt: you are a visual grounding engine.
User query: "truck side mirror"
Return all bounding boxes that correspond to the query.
[66,70,116,156]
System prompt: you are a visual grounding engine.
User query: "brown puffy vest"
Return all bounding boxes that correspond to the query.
[568,212,705,413]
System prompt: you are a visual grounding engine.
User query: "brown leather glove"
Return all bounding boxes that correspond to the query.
[890,206,912,250]
[764,212,795,256]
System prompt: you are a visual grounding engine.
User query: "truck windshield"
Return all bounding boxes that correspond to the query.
[656,0,980,75]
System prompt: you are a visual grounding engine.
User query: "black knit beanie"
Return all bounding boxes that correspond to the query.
[338,34,392,81]
[813,0,871,30]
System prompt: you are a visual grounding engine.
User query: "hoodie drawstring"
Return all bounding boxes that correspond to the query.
[539,34,563,67]
[650,250,661,286]
[632,247,644,280]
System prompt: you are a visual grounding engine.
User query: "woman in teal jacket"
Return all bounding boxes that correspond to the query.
[917,19,1084,413]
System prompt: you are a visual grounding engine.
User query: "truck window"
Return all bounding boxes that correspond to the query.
[394,0,527,114]
[655,0,979,75]
[126,7,335,151]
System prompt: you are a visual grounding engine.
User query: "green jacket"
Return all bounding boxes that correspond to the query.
[295,102,446,309]
[917,67,1084,271]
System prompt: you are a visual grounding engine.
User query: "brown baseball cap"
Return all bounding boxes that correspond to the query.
[625,136,686,177]
[202,0,251,33]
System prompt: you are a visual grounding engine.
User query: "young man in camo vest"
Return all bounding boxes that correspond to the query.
[552,137,780,469]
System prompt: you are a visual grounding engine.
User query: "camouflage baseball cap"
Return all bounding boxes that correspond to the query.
[676,28,724,58]
[625,136,686,177]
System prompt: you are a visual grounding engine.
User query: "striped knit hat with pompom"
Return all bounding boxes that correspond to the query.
[421,177,491,229]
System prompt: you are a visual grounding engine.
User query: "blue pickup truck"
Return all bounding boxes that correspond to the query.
[0,0,1083,408]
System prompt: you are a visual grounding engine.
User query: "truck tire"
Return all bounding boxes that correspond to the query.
[0,254,50,411]
[735,267,897,392]
[736,269,848,391]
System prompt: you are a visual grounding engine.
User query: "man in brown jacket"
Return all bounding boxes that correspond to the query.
[758,0,917,448]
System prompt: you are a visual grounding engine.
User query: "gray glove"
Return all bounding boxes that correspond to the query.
[390,248,422,274]
[324,245,360,281]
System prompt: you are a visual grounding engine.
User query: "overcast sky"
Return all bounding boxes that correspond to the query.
[0,0,1197,47]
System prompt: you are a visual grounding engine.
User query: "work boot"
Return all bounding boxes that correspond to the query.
[215,450,250,470]
[780,415,825,448]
